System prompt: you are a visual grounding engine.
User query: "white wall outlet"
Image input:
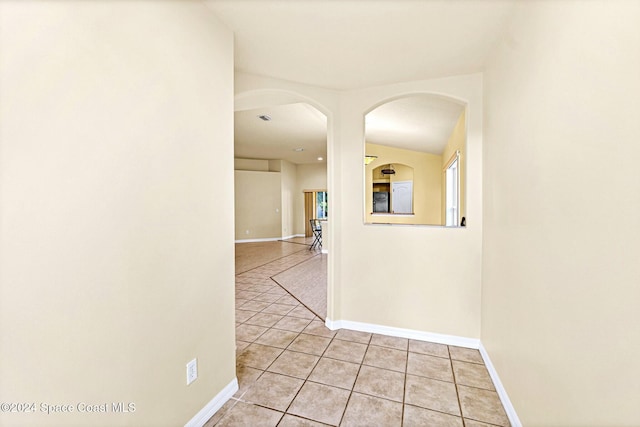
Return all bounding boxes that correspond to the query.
[245,229,250,235]
[186,358,198,385]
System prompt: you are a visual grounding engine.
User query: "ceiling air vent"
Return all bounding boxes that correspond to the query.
[257,114,271,121]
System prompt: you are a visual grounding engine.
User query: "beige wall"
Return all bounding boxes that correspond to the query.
[482,1,640,425]
[365,143,442,224]
[268,159,282,172]
[294,163,328,235]
[0,2,236,427]
[280,160,297,237]
[234,170,282,240]
[441,110,466,223]
[233,159,301,240]
[234,158,270,171]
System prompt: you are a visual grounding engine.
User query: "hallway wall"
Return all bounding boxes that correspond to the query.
[0,2,236,426]
[482,1,640,425]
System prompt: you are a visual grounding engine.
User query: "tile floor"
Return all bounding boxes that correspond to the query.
[206,244,510,427]
[272,253,327,319]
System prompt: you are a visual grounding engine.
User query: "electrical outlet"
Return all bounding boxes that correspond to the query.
[186,358,198,385]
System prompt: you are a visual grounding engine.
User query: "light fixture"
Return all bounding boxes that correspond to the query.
[257,114,271,121]
[381,164,396,175]
[364,155,378,165]
[317,157,323,161]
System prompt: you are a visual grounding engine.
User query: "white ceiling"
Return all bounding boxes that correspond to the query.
[235,103,327,164]
[206,0,515,162]
[205,0,515,90]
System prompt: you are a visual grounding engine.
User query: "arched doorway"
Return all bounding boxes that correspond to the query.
[233,88,333,321]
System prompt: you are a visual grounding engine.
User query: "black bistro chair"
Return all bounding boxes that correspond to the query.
[309,219,322,250]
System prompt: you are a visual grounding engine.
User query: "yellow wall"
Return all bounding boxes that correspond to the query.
[0,2,236,426]
[441,110,467,223]
[483,1,640,425]
[365,142,442,224]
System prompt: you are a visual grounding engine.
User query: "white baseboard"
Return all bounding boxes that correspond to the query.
[235,237,280,243]
[325,319,480,349]
[235,234,306,243]
[479,343,522,427]
[184,378,238,427]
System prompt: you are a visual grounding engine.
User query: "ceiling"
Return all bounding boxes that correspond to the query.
[205,0,515,90]
[235,103,327,164]
[206,0,515,163]
[366,95,465,154]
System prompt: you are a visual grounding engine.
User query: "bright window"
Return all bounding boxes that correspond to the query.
[445,155,459,226]
[316,191,328,219]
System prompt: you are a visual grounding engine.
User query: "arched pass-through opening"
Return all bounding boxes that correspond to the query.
[233,88,334,321]
[364,92,468,226]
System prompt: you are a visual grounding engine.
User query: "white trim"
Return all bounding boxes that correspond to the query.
[235,237,280,243]
[443,149,461,170]
[324,319,480,349]
[184,378,238,427]
[479,343,522,427]
[371,213,415,217]
[235,234,306,244]
[281,234,305,240]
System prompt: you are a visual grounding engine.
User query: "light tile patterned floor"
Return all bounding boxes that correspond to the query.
[207,243,510,427]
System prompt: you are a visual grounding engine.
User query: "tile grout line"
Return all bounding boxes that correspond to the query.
[269,276,325,321]
[401,339,409,427]
[335,332,373,426]
[448,345,467,427]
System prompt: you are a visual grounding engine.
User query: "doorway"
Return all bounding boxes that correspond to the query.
[234,89,330,321]
[304,190,328,237]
